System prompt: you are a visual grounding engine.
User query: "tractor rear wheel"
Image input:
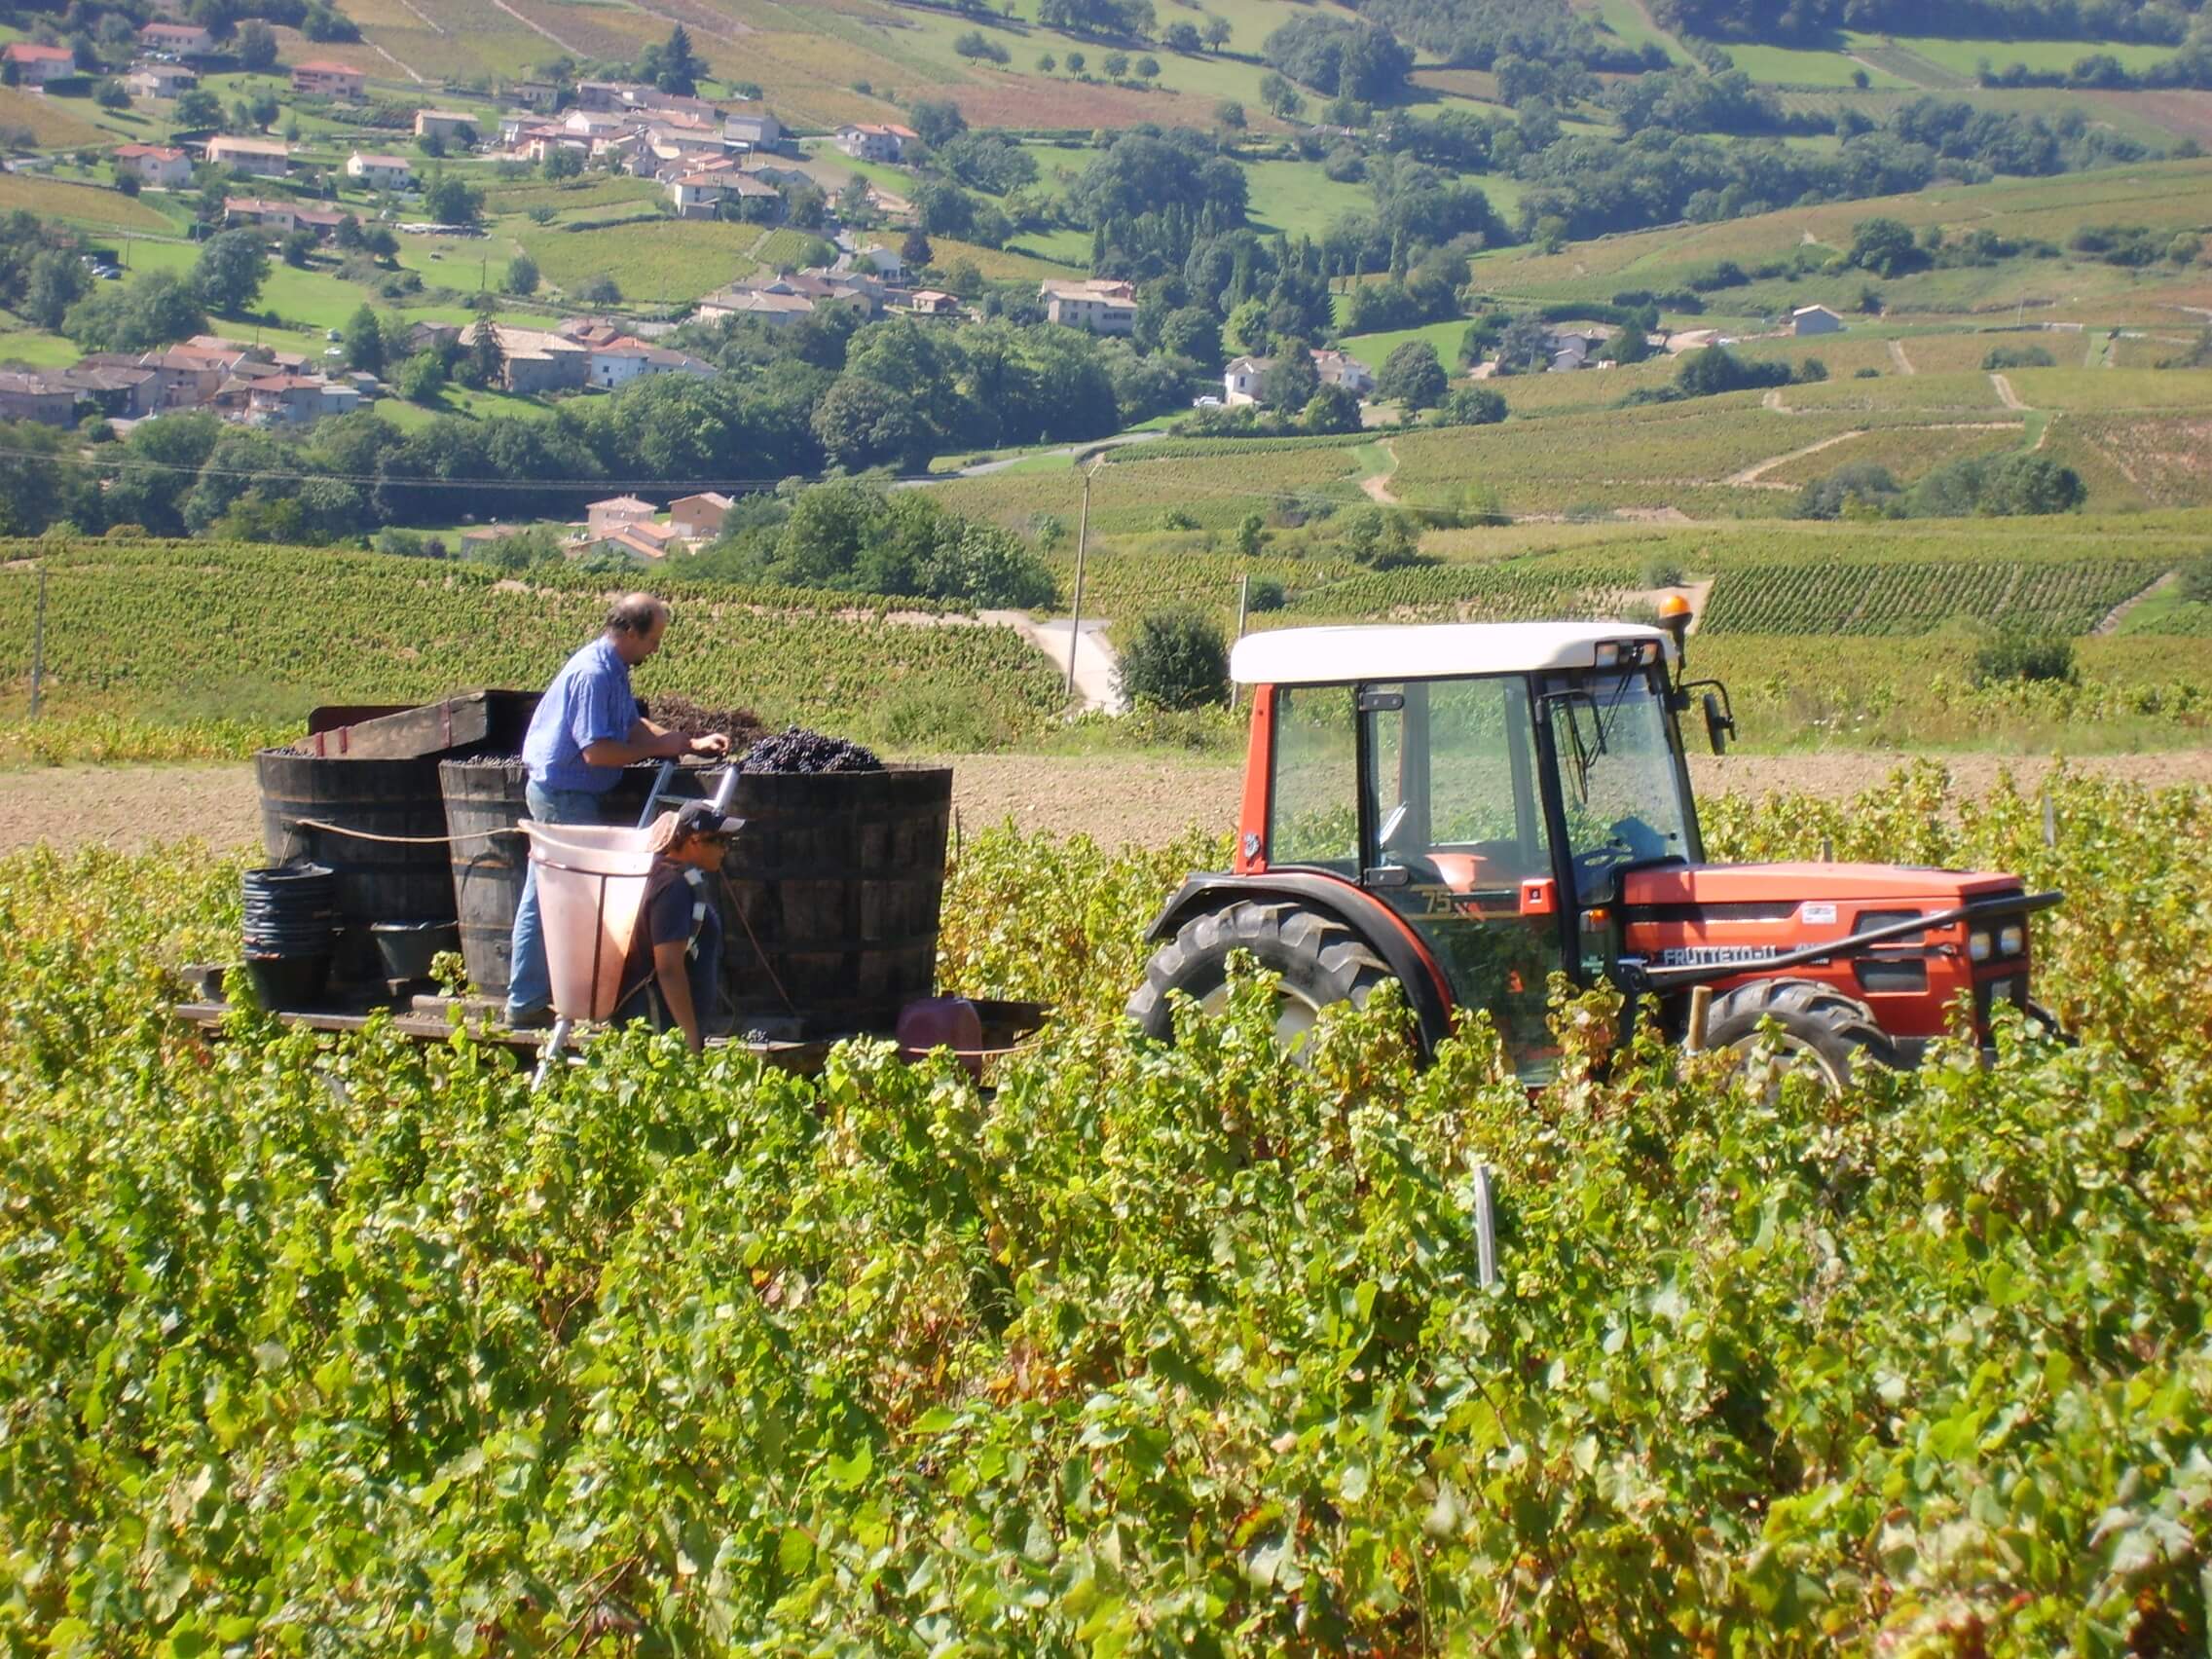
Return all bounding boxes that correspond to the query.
[1704,977,1896,1093]
[1127,901,1398,1053]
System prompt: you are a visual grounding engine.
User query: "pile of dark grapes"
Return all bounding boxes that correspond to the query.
[638,695,766,747]
[736,726,885,775]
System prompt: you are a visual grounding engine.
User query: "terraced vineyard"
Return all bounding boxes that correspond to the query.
[0,542,1065,737]
[1698,558,2169,636]
[1756,423,2028,487]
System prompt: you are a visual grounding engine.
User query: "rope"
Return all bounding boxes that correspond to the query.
[286,816,519,847]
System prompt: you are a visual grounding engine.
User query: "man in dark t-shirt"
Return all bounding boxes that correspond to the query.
[622,799,733,1051]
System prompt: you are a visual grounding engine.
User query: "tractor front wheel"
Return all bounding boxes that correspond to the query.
[1127,901,1399,1053]
[1704,977,1896,1093]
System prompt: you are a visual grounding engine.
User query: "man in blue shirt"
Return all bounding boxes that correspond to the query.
[504,593,729,1027]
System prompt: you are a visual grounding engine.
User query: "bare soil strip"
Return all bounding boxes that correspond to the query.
[1891,339,1918,376]
[9,752,2212,858]
[2095,570,2178,636]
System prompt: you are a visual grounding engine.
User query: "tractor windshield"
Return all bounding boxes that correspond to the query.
[1544,667,1694,901]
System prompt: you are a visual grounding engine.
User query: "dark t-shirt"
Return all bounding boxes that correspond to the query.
[622,868,722,1033]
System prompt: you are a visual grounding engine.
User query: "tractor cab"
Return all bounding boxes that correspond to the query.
[1229,622,1699,1077]
[1132,618,2059,1088]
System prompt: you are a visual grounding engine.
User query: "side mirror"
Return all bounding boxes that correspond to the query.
[1703,690,1736,756]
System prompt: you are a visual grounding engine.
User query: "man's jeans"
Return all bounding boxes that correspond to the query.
[504,782,605,1018]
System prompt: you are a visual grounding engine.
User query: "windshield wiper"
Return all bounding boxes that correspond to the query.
[1589,668,1640,762]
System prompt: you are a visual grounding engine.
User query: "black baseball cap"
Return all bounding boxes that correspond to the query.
[674,799,739,838]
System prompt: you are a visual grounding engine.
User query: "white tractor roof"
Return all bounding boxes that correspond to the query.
[1230,621,1675,686]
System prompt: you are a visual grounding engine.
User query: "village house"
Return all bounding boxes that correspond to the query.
[291,204,346,239]
[585,495,655,536]
[605,519,685,560]
[1312,348,1376,396]
[1040,277,1137,336]
[722,105,782,149]
[670,491,733,539]
[485,323,589,394]
[123,62,197,98]
[503,79,557,111]
[2,43,75,85]
[412,109,477,142]
[137,20,214,55]
[834,123,916,163]
[693,285,816,327]
[247,374,359,427]
[852,243,906,283]
[290,59,365,99]
[1792,304,1845,336]
[58,362,158,419]
[573,79,648,113]
[114,144,192,189]
[1223,355,1272,405]
[0,372,77,426]
[224,196,298,231]
[346,151,415,191]
[907,289,961,318]
[584,339,715,389]
[204,135,291,178]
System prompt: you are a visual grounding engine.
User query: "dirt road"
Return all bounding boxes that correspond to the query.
[6,751,2212,858]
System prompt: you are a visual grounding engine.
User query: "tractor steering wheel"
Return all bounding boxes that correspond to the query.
[1571,842,1629,894]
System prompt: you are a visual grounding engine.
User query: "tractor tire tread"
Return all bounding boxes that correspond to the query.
[1127,899,1397,1044]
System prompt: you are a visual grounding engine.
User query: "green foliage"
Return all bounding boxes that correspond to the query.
[1984,344,2058,370]
[3,768,2212,1648]
[1377,340,1448,409]
[61,271,206,353]
[703,480,1054,608]
[1114,607,1229,709]
[191,228,269,314]
[1973,629,2079,686]
[1262,12,1413,99]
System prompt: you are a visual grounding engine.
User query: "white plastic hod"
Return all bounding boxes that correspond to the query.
[519,822,658,1022]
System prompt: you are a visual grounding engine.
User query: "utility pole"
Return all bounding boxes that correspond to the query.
[28,566,47,721]
[1065,461,1093,698]
[1229,572,1249,710]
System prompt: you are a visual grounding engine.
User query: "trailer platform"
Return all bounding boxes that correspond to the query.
[169,969,1050,1079]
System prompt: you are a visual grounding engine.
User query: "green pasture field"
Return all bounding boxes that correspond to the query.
[371,384,561,427]
[1241,159,1376,240]
[1573,0,1680,63]
[510,219,758,306]
[0,327,85,368]
[936,442,1376,534]
[1335,316,1470,377]
[1721,41,1916,90]
[1489,357,1678,416]
[1894,35,2181,77]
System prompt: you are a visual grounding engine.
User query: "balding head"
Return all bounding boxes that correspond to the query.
[605,593,671,664]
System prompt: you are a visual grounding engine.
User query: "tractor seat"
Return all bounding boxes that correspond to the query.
[1425,842,1534,894]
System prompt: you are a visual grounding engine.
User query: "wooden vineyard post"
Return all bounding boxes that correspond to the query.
[1684,984,1713,1053]
[28,565,46,721]
[1066,462,1092,699]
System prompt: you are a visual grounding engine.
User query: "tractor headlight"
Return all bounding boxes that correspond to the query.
[1999,923,2025,957]
[1968,929,1993,963]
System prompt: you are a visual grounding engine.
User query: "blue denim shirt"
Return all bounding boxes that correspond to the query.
[523,637,637,794]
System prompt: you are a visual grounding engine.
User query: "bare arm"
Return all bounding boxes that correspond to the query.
[653,938,703,1051]
[580,719,728,767]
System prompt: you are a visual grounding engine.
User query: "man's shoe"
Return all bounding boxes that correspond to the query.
[504,1004,555,1030]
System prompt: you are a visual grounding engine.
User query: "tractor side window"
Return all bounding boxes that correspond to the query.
[1269,684,1357,874]
[1426,677,1548,879]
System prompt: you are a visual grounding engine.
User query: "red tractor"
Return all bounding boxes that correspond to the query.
[1130,610,2061,1085]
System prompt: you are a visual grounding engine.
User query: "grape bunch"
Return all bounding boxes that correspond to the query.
[736,725,885,775]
